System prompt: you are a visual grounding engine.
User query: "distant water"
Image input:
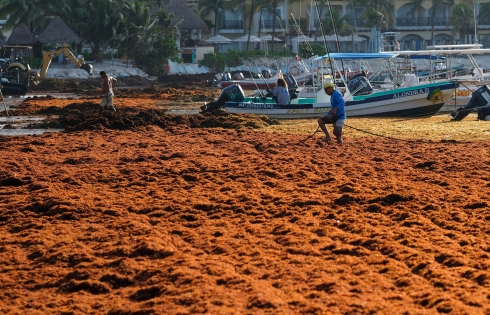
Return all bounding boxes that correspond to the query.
[0,128,63,136]
[0,116,63,136]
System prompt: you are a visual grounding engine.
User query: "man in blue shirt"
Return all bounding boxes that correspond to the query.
[318,82,346,145]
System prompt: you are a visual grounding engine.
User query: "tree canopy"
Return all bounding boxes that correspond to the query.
[0,0,183,75]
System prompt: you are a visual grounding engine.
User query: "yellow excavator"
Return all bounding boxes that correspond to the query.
[29,43,93,85]
[0,43,93,95]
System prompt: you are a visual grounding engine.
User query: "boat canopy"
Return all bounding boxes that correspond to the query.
[426,44,483,50]
[313,52,397,61]
[385,49,490,56]
[396,54,445,60]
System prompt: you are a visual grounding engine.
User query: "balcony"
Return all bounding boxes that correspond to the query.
[222,20,243,30]
[350,19,371,28]
[289,18,307,34]
[263,20,286,29]
[478,17,490,29]
[395,17,449,28]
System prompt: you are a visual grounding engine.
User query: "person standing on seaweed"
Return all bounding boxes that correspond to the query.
[318,82,346,145]
[100,70,117,112]
[271,78,290,105]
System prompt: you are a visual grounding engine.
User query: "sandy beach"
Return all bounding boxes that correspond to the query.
[1,76,490,314]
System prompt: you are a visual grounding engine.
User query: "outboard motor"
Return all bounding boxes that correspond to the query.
[452,85,490,121]
[477,106,490,121]
[206,73,223,87]
[284,74,298,90]
[283,74,300,101]
[261,69,272,79]
[347,72,373,96]
[222,72,232,81]
[200,84,245,113]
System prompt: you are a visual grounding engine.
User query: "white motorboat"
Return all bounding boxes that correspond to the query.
[220,53,459,118]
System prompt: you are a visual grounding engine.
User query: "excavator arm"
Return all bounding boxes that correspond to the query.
[30,43,93,85]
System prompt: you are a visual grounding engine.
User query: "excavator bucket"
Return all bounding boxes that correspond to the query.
[81,64,93,75]
[29,71,40,85]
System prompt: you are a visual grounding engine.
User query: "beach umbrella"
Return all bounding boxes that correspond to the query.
[350,35,366,42]
[260,35,282,42]
[233,35,262,42]
[291,35,313,42]
[204,35,232,44]
[326,34,350,42]
[319,35,337,42]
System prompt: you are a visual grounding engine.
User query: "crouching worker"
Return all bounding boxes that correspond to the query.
[318,82,346,145]
[99,71,117,112]
[272,78,290,105]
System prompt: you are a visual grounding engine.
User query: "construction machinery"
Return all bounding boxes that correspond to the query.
[0,44,93,95]
[30,43,93,85]
[0,45,34,95]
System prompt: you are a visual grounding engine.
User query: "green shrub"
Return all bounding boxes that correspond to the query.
[30,57,42,69]
[199,49,297,72]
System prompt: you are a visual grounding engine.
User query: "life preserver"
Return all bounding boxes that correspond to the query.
[289,65,300,76]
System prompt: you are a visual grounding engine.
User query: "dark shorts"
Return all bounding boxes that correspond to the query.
[320,114,346,136]
[319,115,337,124]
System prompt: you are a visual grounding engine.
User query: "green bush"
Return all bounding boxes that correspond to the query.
[134,35,180,76]
[30,57,42,69]
[199,49,297,72]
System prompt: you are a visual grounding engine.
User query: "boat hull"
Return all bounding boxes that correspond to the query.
[225,82,456,119]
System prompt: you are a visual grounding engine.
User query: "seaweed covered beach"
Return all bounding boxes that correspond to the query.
[1,76,490,314]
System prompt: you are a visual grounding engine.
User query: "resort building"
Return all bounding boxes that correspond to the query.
[190,0,490,53]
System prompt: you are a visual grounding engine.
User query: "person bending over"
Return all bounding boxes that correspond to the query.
[318,82,346,145]
[272,78,290,105]
[100,71,117,112]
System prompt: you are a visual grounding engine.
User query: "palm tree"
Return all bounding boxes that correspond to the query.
[154,8,183,36]
[407,0,424,25]
[255,0,283,52]
[76,0,124,61]
[0,0,66,33]
[114,0,155,65]
[447,2,474,44]
[323,9,349,35]
[301,0,327,43]
[362,7,387,30]
[364,0,394,27]
[429,0,454,45]
[239,0,261,51]
[134,8,181,76]
[197,0,226,36]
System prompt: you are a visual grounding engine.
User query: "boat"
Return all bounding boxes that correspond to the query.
[381,45,490,108]
[218,61,312,90]
[450,85,490,121]
[221,53,459,118]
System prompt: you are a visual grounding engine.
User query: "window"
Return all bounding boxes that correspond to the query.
[262,8,284,29]
[222,10,242,30]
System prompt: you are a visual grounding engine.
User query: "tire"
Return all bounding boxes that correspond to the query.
[8,66,29,85]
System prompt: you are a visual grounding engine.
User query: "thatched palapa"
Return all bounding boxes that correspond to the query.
[161,0,208,31]
[38,16,82,44]
[6,23,36,45]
